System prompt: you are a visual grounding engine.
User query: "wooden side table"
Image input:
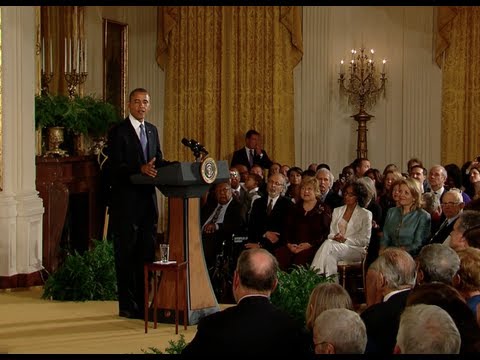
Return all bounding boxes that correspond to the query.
[144,261,188,334]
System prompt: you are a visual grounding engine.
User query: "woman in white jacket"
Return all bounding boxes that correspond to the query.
[311,181,372,278]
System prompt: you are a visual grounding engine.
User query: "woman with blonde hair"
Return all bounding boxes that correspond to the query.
[276,176,332,271]
[380,178,431,256]
[305,282,353,332]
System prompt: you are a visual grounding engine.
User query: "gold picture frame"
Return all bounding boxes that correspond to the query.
[103,19,128,118]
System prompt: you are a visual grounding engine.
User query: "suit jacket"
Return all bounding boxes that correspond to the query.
[323,189,343,209]
[181,296,311,357]
[231,147,273,170]
[248,195,292,252]
[107,118,166,225]
[361,289,411,353]
[328,205,372,248]
[201,198,246,242]
[429,217,458,244]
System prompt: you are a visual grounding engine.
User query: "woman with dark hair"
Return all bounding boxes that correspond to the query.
[284,166,303,204]
[407,282,480,353]
[311,181,372,279]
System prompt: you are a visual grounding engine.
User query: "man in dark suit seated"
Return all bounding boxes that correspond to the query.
[247,173,292,254]
[429,188,464,244]
[181,248,311,357]
[231,129,273,170]
[361,247,416,354]
[201,182,245,271]
[316,168,342,210]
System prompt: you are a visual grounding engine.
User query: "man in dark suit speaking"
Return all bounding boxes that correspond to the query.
[107,88,170,319]
[231,129,273,170]
[182,248,310,356]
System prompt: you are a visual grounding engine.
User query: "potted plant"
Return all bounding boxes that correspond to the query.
[35,94,121,156]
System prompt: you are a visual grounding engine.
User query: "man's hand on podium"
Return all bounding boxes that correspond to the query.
[141,157,158,177]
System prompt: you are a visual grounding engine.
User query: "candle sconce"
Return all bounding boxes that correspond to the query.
[338,47,387,159]
[40,37,54,95]
[65,69,88,99]
[64,37,88,99]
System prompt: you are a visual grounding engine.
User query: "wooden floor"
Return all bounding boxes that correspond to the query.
[0,287,199,354]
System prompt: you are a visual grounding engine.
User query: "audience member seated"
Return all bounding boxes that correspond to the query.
[378,170,403,223]
[181,248,311,357]
[247,173,292,254]
[284,166,303,203]
[233,163,249,183]
[364,168,383,197]
[331,165,354,197]
[357,176,383,267]
[429,188,464,244]
[406,282,480,353]
[240,173,262,222]
[302,169,316,178]
[230,129,273,170]
[380,178,431,257]
[427,165,470,232]
[455,247,480,325]
[351,157,371,179]
[448,210,480,251]
[229,167,247,204]
[468,163,480,200]
[200,182,245,271]
[394,304,461,354]
[267,162,281,177]
[316,168,343,210]
[415,243,460,286]
[409,164,429,193]
[313,308,367,354]
[311,181,372,280]
[305,283,353,333]
[421,191,442,225]
[360,248,416,354]
[276,176,332,271]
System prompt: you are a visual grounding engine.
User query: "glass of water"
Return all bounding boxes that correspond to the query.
[159,244,170,263]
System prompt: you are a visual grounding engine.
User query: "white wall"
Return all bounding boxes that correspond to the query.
[295,6,442,177]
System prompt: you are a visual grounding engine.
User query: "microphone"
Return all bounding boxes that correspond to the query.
[181,137,193,149]
[181,138,209,156]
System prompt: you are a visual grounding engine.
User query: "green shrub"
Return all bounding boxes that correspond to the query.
[141,334,188,354]
[42,239,117,301]
[270,265,334,325]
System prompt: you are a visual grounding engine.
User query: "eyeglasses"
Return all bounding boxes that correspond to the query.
[441,202,461,207]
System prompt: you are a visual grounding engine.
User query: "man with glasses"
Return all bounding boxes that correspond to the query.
[247,173,292,254]
[429,189,464,244]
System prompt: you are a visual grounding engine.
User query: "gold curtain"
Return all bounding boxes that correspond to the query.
[441,7,480,165]
[157,6,303,165]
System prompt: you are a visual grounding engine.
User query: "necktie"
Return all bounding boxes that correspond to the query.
[233,190,240,200]
[209,205,223,224]
[139,123,148,160]
[249,149,254,167]
[267,199,273,215]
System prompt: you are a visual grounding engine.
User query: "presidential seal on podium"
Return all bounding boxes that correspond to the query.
[200,157,218,184]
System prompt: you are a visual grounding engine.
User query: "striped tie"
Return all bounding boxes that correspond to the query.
[139,123,148,160]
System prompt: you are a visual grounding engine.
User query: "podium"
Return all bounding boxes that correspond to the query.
[131,160,229,325]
